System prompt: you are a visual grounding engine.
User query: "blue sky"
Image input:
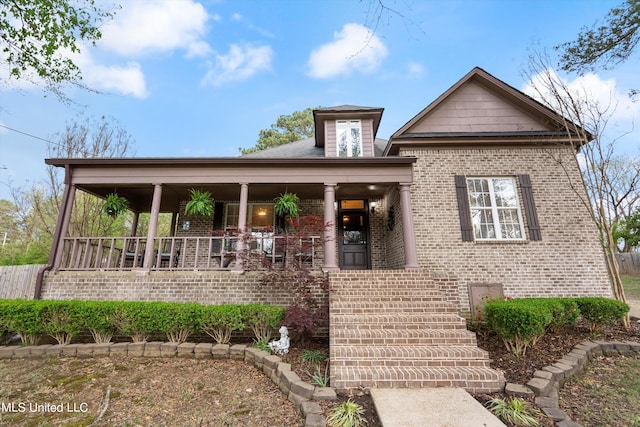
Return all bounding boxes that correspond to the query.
[1,0,638,201]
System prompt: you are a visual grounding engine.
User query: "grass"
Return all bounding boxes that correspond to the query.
[560,356,640,427]
[622,275,640,300]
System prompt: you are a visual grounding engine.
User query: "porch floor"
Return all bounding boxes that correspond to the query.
[328,270,505,393]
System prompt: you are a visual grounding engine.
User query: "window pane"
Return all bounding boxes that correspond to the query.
[225,204,239,229]
[471,208,495,239]
[250,205,274,229]
[351,127,361,157]
[498,209,523,239]
[338,129,348,157]
[493,179,517,207]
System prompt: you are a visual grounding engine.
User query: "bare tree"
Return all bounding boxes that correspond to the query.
[524,49,639,326]
[13,116,135,247]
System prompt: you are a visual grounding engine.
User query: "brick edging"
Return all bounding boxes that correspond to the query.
[504,340,640,427]
[0,342,337,427]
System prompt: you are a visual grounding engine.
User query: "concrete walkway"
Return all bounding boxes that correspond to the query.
[370,388,506,427]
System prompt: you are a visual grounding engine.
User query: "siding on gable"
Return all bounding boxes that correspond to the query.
[408,81,550,133]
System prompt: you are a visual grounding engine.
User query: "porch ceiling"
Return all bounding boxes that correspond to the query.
[50,156,415,213]
[78,182,394,213]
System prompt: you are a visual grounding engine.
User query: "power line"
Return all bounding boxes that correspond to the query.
[0,123,63,147]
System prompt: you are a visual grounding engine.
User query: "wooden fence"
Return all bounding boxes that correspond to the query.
[615,253,640,275]
[0,264,45,299]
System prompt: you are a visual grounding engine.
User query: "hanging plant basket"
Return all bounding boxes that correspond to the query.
[274,192,299,218]
[103,193,129,217]
[185,189,214,216]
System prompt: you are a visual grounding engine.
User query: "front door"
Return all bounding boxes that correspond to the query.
[338,200,370,270]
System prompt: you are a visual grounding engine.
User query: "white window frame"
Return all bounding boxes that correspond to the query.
[336,120,362,158]
[466,177,525,241]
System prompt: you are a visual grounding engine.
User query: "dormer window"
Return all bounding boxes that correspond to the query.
[336,120,362,157]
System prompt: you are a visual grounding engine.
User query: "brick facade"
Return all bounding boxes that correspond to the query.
[403,145,612,312]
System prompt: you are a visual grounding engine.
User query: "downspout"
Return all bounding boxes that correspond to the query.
[34,165,73,299]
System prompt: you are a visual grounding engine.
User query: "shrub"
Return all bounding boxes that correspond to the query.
[282,304,327,344]
[252,338,273,353]
[300,349,327,364]
[112,302,159,342]
[526,298,579,332]
[484,299,552,357]
[0,299,45,345]
[39,300,83,345]
[200,304,244,344]
[77,301,117,343]
[307,362,330,387]
[575,297,629,333]
[240,304,285,342]
[486,397,541,426]
[327,400,368,427]
[153,302,201,343]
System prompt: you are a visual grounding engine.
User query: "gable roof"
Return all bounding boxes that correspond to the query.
[384,67,592,155]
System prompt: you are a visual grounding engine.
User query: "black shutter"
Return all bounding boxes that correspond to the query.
[455,175,474,242]
[518,174,542,241]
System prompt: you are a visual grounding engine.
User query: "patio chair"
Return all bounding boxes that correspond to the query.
[123,240,145,268]
[264,236,286,264]
[155,240,181,268]
[211,237,234,268]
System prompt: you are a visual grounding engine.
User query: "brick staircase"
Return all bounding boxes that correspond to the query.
[328,270,505,393]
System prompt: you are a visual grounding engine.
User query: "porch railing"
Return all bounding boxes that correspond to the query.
[57,235,321,271]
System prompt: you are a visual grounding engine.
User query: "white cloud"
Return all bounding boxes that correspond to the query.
[522,68,639,130]
[407,62,425,78]
[307,23,388,79]
[84,61,148,99]
[201,44,273,87]
[99,0,212,58]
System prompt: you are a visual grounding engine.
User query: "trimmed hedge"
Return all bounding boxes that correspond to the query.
[484,296,629,357]
[575,297,629,332]
[0,299,284,345]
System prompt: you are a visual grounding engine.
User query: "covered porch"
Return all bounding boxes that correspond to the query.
[45,157,420,275]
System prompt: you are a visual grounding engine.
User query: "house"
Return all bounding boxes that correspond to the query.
[39,67,612,391]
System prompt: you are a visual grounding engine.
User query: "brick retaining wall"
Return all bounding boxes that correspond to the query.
[41,271,328,311]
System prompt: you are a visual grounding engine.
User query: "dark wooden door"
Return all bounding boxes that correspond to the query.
[338,201,370,270]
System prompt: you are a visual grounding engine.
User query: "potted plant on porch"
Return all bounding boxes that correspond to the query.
[103,193,129,217]
[185,189,214,216]
[274,192,299,218]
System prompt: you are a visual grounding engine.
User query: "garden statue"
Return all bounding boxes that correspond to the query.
[268,326,290,355]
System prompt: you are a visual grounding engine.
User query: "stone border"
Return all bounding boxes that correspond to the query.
[0,342,337,427]
[504,340,640,427]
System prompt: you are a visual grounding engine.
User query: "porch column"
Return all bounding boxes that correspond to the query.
[323,183,338,270]
[142,184,163,270]
[52,184,77,269]
[233,183,249,271]
[130,212,140,236]
[399,183,420,270]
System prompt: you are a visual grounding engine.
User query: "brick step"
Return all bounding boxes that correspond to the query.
[331,328,479,345]
[331,365,505,393]
[331,345,491,363]
[331,314,467,329]
[331,295,447,303]
[330,303,458,314]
